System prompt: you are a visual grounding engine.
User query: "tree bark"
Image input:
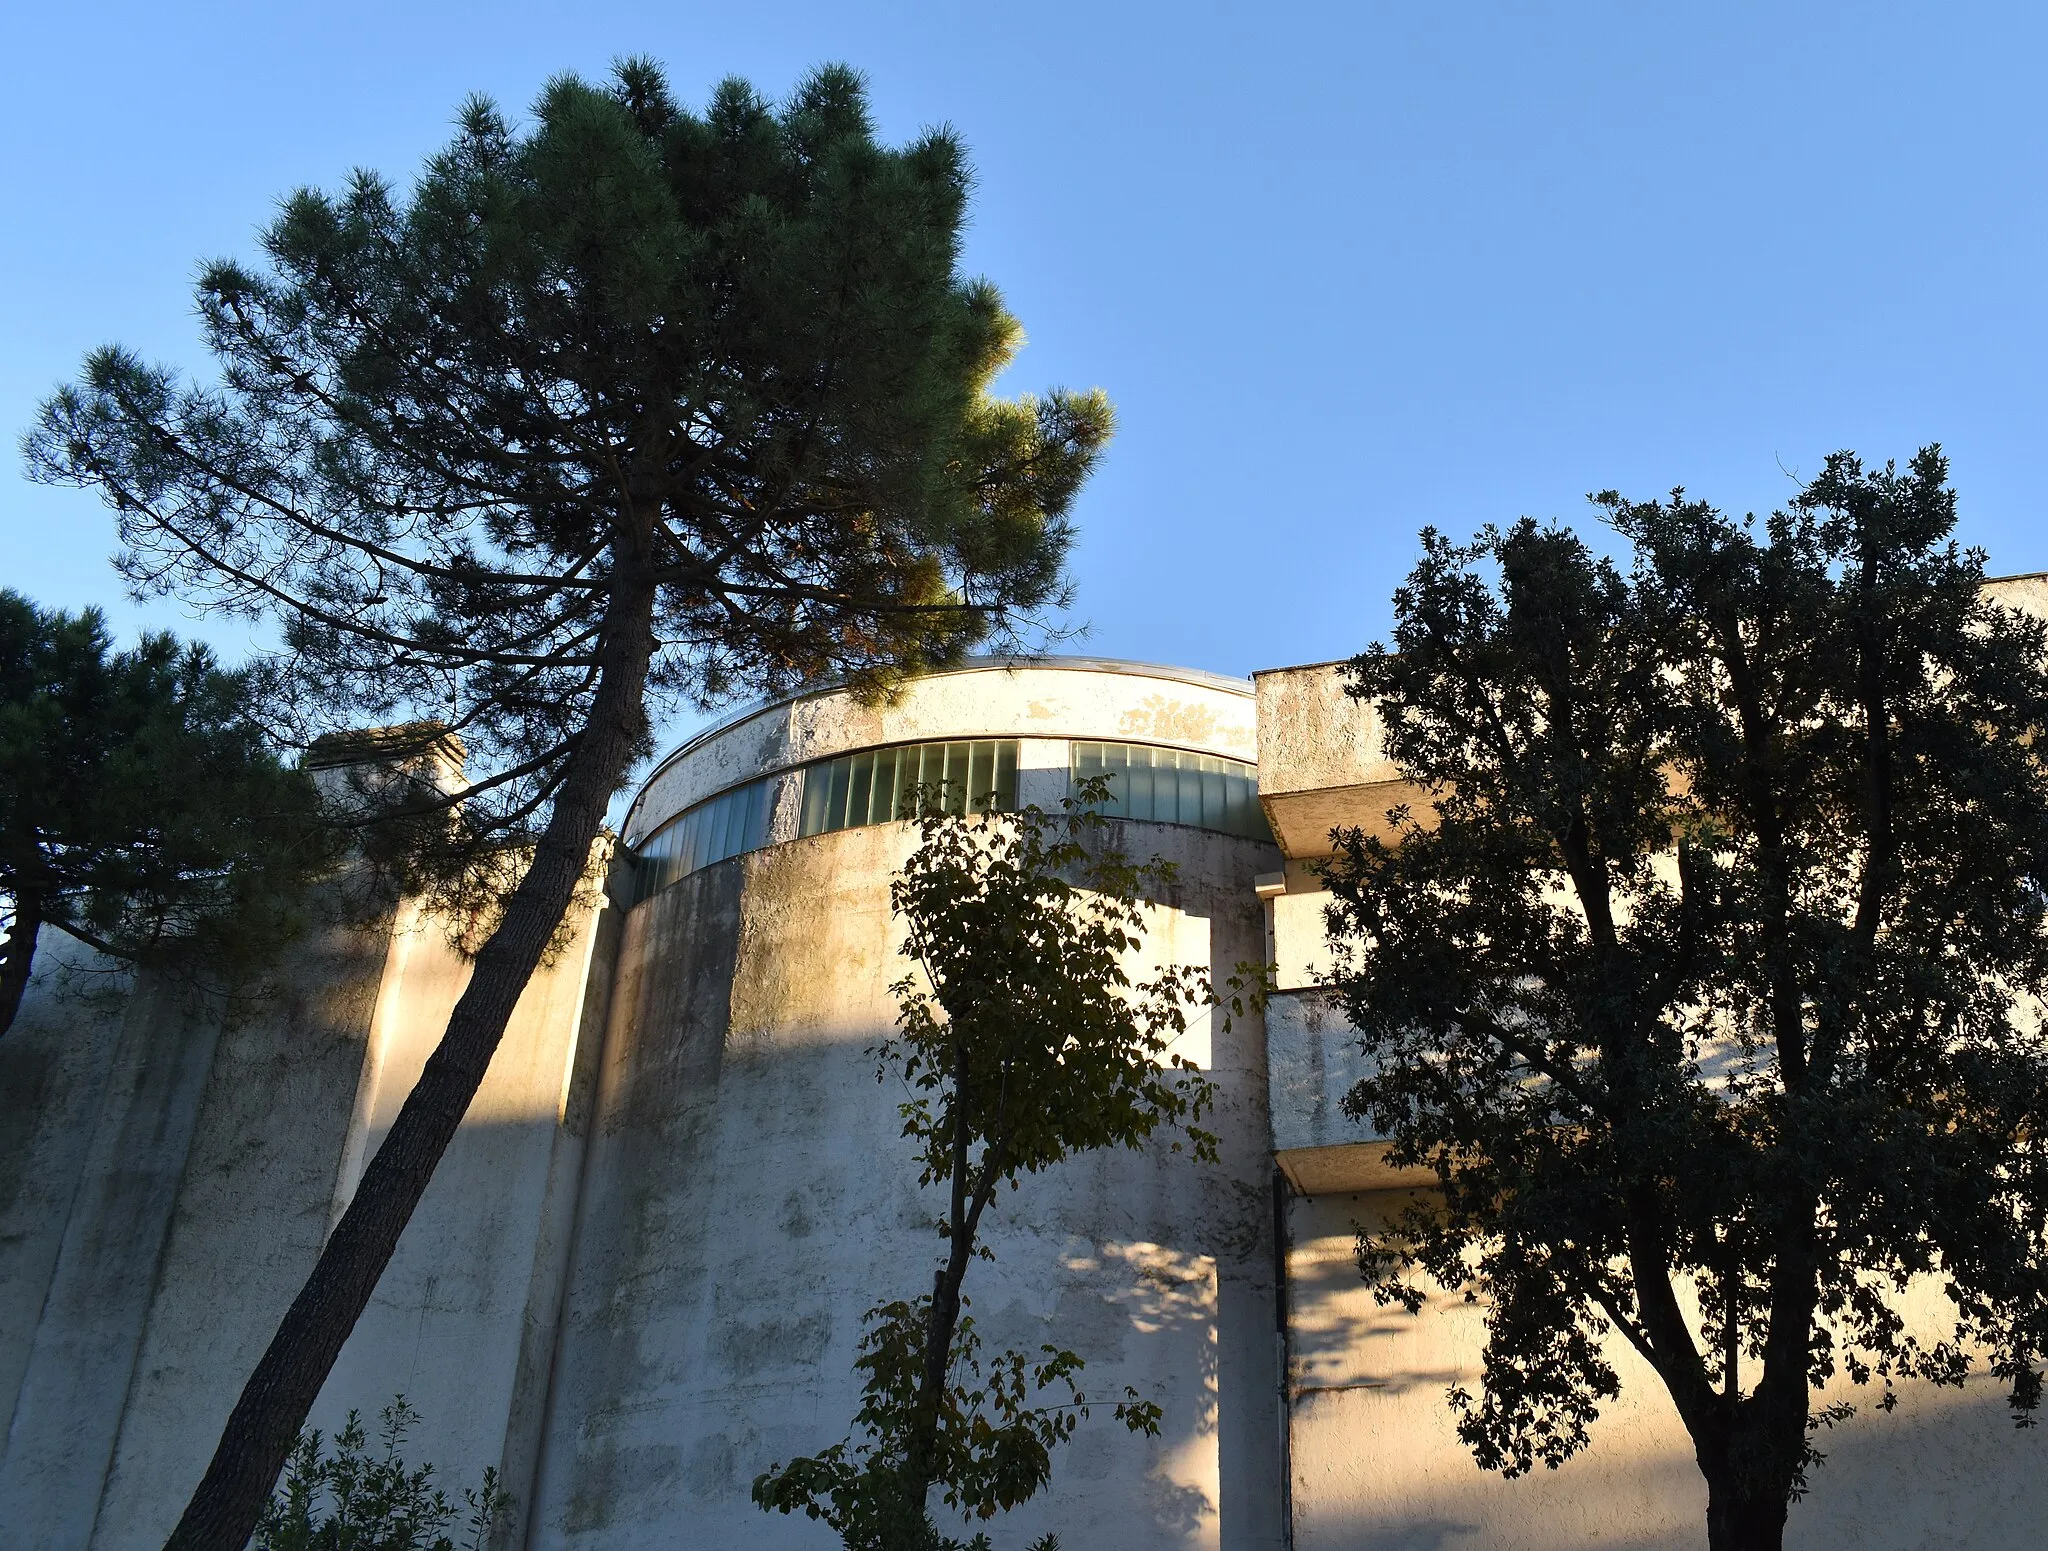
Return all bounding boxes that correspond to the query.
[163,577,657,1551]
[0,884,41,1037]
[1705,1471,1790,1551]
[901,1039,1006,1540]
[902,1046,979,1535]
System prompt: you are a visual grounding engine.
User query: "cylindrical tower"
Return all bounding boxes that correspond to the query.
[528,658,1286,1550]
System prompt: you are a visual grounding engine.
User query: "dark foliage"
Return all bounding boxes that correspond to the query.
[0,589,333,1035]
[1324,449,2048,1550]
[256,1398,507,1551]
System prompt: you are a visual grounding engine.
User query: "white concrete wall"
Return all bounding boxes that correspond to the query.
[0,867,617,1551]
[527,813,1286,1551]
[84,904,405,1551]
[15,621,2048,1550]
[0,947,223,1550]
[305,886,617,1551]
[3,661,1286,1551]
[531,655,1286,1549]
[0,900,397,1548]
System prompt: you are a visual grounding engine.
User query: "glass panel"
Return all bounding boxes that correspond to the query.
[1145,753,1170,824]
[1066,741,1274,843]
[846,751,873,830]
[800,762,829,837]
[727,784,751,853]
[1109,744,1128,812]
[726,786,747,855]
[1173,757,1198,827]
[673,808,697,877]
[967,741,990,810]
[1201,766,1227,831]
[826,756,852,833]
[994,741,1018,810]
[791,740,1023,839]
[704,791,732,864]
[944,741,967,814]
[633,773,780,903]
[876,745,903,823]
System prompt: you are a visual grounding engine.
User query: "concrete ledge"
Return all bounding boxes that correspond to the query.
[1276,1142,1435,1196]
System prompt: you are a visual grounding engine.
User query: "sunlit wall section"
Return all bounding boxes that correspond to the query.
[1070,740,1273,842]
[798,739,1019,836]
[634,776,774,901]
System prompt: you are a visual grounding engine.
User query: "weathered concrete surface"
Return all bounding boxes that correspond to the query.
[628,660,1259,844]
[0,941,222,1551]
[0,938,131,1471]
[304,882,617,1551]
[1266,990,1366,1157]
[1265,989,1428,1197]
[85,902,399,1551]
[1987,571,2048,620]
[1268,874,1337,992]
[1251,663,1421,861]
[0,864,616,1551]
[1283,1189,2048,1549]
[527,812,1286,1550]
[23,630,2048,1551]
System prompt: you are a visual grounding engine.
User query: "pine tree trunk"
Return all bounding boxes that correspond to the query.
[163,579,657,1551]
[0,884,41,1038]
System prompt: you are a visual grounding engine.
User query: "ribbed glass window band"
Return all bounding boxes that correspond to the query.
[798,740,1021,837]
[633,776,774,902]
[631,736,1263,905]
[1069,741,1274,842]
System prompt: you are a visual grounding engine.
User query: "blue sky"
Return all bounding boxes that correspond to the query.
[6,2,2044,753]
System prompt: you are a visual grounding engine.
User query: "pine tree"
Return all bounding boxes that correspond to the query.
[0,590,332,1036]
[27,60,1108,1550]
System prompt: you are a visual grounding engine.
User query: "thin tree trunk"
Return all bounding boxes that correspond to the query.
[902,1044,979,1536]
[163,580,657,1551]
[0,884,41,1037]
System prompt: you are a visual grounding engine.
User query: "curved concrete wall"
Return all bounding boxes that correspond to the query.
[624,658,1261,845]
[531,663,1287,1549]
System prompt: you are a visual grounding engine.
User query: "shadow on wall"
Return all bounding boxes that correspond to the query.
[1291,1382,2044,1551]
[1,812,1285,1551]
[1285,1188,2048,1551]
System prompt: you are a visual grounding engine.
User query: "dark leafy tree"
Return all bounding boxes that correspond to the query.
[26,61,1107,1550]
[0,590,333,1035]
[1323,449,2048,1551]
[754,786,1246,1548]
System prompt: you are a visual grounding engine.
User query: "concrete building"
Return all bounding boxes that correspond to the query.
[4,645,2047,1549]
